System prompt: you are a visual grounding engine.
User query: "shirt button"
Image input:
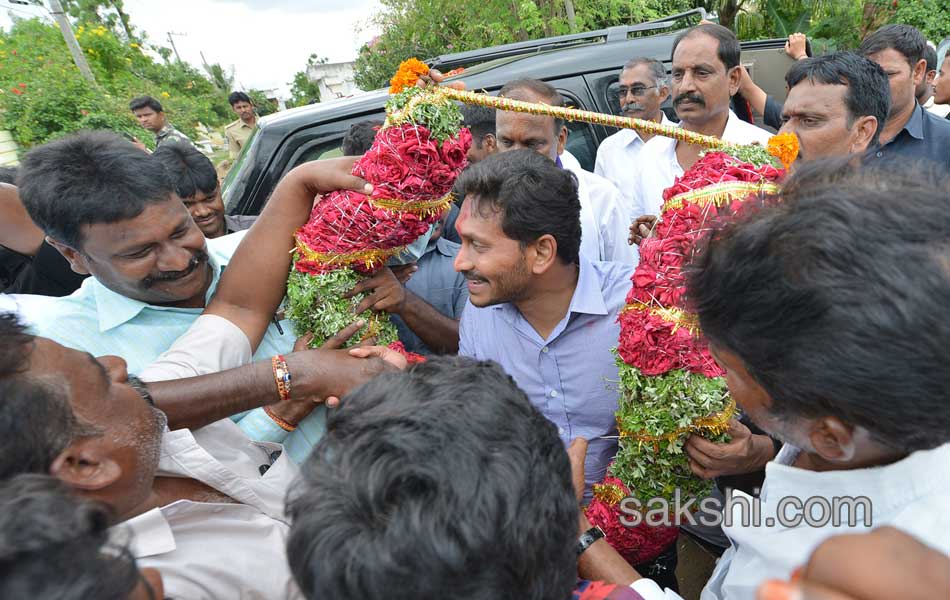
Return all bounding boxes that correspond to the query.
[558,427,565,435]
[550,390,558,398]
[876,151,883,158]
[541,347,549,353]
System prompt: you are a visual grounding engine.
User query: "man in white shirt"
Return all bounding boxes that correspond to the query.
[594,57,674,217]
[495,78,635,265]
[630,24,771,235]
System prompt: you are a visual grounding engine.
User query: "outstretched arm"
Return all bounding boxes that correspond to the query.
[207,157,372,351]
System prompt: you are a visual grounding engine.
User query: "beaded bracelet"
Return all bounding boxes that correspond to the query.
[271,354,292,402]
[263,405,296,432]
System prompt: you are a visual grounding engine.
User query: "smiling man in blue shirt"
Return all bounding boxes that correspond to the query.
[454,149,633,497]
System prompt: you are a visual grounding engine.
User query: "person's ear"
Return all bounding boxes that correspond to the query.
[807,417,855,463]
[849,115,878,154]
[529,234,559,275]
[50,439,122,492]
[727,65,742,96]
[912,58,927,87]
[45,236,91,275]
[658,83,670,102]
[556,125,568,155]
[483,133,497,154]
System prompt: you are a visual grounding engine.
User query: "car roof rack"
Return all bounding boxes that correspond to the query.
[427,7,707,70]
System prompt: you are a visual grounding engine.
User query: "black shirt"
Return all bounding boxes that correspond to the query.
[864,103,950,168]
[3,240,87,296]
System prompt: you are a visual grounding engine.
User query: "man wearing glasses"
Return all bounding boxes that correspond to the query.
[594,57,673,219]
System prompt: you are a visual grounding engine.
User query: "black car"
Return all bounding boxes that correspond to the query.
[223,9,791,216]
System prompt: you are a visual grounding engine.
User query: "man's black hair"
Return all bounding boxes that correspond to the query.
[785,52,891,146]
[152,142,218,200]
[0,314,101,480]
[860,24,928,69]
[0,166,17,185]
[457,148,581,265]
[0,474,142,599]
[287,356,578,600]
[688,159,950,453]
[18,130,176,249]
[128,95,163,113]
[499,78,565,133]
[672,23,741,70]
[228,91,252,106]
[341,120,383,156]
[460,104,496,144]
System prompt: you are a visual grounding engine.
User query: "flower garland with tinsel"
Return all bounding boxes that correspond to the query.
[285,64,471,350]
[584,148,792,564]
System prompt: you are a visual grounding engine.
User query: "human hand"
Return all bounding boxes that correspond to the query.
[417,67,467,90]
[756,527,950,600]
[628,215,658,246]
[131,137,149,153]
[344,267,407,315]
[566,438,589,504]
[291,156,372,198]
[349,345,409,370]
[785,33,808,61]
[390,262,418,284]
[685,420,776,479]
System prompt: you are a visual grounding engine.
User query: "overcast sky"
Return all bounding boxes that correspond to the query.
[1,0,382,96]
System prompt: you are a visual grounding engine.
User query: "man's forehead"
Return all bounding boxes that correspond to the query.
[621,64,659,85]
[785,80,848,113]
[673,33,723,68]
[496,109,555,134]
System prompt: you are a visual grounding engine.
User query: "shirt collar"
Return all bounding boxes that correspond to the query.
[567,255,608,316]
[621,111,673,145]
[430,237,458,258]
[117,506,178,558]
[900,102,925,140]
[156,124,174,139]
[92,252,226,332]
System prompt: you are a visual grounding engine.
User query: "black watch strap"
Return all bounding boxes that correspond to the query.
[576,525,605,556]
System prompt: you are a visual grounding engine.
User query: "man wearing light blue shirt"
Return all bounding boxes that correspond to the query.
[18,131,381,463]
[454,149,633,497]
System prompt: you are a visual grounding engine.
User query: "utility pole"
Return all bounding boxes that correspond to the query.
[46,0,96,82]
[167,31,185,63]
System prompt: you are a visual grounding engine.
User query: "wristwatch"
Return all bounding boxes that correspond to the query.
[576,525,606,556]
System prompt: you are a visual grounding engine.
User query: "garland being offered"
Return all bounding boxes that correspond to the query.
[286,62,472,350]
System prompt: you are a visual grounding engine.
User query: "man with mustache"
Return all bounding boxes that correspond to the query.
[629,23,771,246]
[594,57,673,218]
[20,131,386,459]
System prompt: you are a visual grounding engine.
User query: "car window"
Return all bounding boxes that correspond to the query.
[559,93,598,172]
[294,141,345,166]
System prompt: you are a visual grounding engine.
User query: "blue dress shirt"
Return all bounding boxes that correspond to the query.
[459,256,634,496]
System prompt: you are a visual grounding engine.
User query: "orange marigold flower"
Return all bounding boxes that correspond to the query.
[767,132,799,170]
[389,57,429,94]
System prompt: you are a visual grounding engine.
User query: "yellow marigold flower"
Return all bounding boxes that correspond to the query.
[389,57,429,94]
[161,91,170,98]
[767,132,799,170]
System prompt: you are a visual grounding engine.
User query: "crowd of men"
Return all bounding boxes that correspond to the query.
[0,20,948,600]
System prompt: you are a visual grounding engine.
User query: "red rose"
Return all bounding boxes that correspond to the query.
[440,128,471,171]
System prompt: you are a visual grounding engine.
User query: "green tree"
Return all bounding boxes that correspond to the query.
[353,0,694,91]
[0,17,230,148]
[287,53,327,107]
[893,0,950,43]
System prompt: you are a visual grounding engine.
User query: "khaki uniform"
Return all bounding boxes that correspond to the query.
[225,118,256,158]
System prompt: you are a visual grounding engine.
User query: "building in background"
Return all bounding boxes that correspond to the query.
[307,61,360,101]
